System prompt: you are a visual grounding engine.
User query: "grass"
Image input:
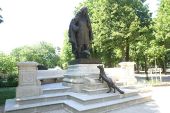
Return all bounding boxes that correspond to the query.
[0,87,16,105]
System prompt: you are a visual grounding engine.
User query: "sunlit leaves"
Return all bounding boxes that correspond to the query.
[0,53,17,75]
[76,0,152,66]
[11,42,59,68]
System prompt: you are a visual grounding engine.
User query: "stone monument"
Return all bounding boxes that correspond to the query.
[4,7,152,113]
[16,62,42,98]
[119,62,137,85]
[64,7,101,92]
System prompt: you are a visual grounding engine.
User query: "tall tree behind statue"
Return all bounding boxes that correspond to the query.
[154,0,170,73]
[76,0,153,67]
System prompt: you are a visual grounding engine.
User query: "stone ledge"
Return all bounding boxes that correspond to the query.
[5,92,152,113]
[17,62,38,67]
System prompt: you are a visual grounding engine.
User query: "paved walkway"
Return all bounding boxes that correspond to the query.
[1,86,170,113]
[107,86,170,113]
[0,106,4,113]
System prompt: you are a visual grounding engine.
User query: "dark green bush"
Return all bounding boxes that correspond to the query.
[0,74,18,88]
[6,74,18,87]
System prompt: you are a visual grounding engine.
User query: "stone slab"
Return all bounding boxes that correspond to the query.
[5,88,152,113]
[16,85,42,98]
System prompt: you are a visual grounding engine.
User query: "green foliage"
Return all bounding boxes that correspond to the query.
[11,42,60,68]
[0,74,18,87]
[0,53,18,87]
[0,53,17,75]
[154,0,170,70]
[77,0,152,67]
[0,87,16,105]
[60,32,74,69]
[0,42,61,87]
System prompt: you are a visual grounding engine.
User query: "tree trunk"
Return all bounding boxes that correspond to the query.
[164,55,167,74]
[136,58,140,74]
[121,47,125,61]
[125,39,130,61]
[144,56,149,81]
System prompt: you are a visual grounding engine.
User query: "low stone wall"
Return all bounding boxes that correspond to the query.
[37,69,65,84]
[16,62,66,98]
[104,68,126,82]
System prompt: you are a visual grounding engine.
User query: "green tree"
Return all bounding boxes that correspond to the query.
[154,0,170,72]
[11,42,60,68]
[0,53,17,75]
[60,32,74,69]
[77,0,152,67]
[0,53,18,87]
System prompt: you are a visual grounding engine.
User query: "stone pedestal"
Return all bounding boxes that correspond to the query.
[119,62,137,85]
[16,62,42,98]
[63,64,101,92]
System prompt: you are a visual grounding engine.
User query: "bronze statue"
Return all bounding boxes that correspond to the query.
[68,7,93,59]
[97,65,125,94]
[0,8,3,23]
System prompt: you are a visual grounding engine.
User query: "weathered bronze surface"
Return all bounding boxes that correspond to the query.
[68,7,93,59]
[97,65,124,94]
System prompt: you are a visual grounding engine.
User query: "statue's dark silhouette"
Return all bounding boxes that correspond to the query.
[0,8,3,23]
[68,7,93,59]
[97,65,124,94]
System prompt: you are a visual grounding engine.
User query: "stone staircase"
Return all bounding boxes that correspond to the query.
[5,82,152,113]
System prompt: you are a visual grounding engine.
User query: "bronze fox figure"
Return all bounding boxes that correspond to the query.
[97,65,124,94]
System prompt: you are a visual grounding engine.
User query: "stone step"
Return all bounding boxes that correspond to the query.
[84,82,108,89]
[42,83,71,94]
[5,99,64,113]
[82,85,151,95]
[92,77,101,83]
[16,93,68,105]
[64,92,152,113]
[5,92,152,113]
[82,87,109,94]
[82,87,128,95]
[43,87,71,94]
[16,88,139,105]
[69,90,139,105]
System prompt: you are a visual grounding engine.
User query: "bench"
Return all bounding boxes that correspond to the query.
[148,68,162,82]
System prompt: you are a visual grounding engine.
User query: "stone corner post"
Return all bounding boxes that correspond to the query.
[119,62,137,85]
[16,61,42,98]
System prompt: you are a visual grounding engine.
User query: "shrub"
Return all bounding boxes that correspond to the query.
[0,74,18,88]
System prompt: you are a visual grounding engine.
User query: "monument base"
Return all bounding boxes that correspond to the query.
[63,64,101,92]
[69,58,101,65]
[16,86,42,98]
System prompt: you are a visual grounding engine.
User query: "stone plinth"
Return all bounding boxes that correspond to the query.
[16,62,42,98]
[119,62,137,85]
[63,64,101,92]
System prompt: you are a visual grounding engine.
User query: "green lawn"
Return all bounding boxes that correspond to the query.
[0,87,16,105]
